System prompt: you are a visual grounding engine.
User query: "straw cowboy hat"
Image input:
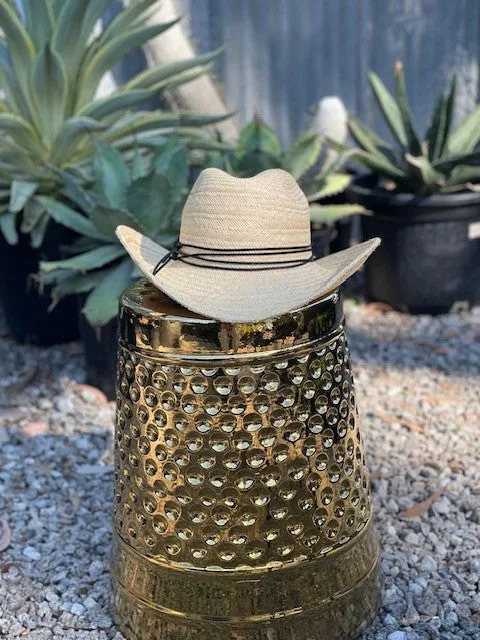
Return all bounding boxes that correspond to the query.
[116,168,379,323]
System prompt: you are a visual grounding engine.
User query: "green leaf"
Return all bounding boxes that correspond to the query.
[55,169,94,213]
[368,71,407,147]
[0,113,44,154]
[0,62,24,116]
[405,154,444,192]
[88,204,143,240]
[101,111,234,145]
[348,148,406,181]
[0,144,47,179]
[20,198,45,233]
[127,173,173,235]
[83,259,133,326]
[125,47,223,90]
[40,244,125,273]
[51,117,107,165]
[443,164,480,188]
[30,210,49,248]
[448,105,480,155]
[282,131,321,180]
[22,0,54,50]
[37,195,107,240]
[305,173,351,202]
[441,77,457,157]
[132,148,147,180]
[50,0,65,17]
[100,0,158,44]
[31,44,68,146]
[394,63,422,155]
[433,150,480,173]
[51,270,105,300]
[151,137,188,196]
[0,211,17,243]
[348,117,395,162]
[92,141,130,208]
[426,77,457,161]
[52,0,111,78]
[309,204,365,225]
[80,89,155,120]
[0,0,35,97]
[147,66,210,94]
[77,19,180,107]
[237,119,282,158]
[9,180,38,213]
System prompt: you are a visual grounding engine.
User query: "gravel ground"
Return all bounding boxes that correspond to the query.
[0,302,479,640]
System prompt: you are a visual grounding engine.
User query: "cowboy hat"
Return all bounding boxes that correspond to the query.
[116,168,379,323]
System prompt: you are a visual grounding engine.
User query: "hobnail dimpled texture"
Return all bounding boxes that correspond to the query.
[114,331,372,570]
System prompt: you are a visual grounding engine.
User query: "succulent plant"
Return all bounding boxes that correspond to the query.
[336,62,480,195]
[211,117,363,226]
[0,0,229,246]
[311,96,349,169]
[39,137,188,327]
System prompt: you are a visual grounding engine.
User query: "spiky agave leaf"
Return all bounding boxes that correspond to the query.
[338,64,480,195]
[0,0,231,245]
[39,137,189,326]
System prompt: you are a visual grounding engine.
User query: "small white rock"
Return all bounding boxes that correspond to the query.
[22,546,41,561]
[405,531,419,545]
[83,596,98,610]
[88,559,104,578]
[434,496,451,515]
[387,632,408,640]
[0,425,9,445]
[70,603,85,616]
[420,555,438,573]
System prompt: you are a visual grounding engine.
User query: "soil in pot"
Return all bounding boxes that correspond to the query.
[347,174,480,314]
[0,221,79,345]
[78,304,118,400]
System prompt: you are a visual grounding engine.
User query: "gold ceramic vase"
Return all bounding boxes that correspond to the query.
[111,280,382,640]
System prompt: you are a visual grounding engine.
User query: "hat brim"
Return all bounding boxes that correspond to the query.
[116,226,380,323]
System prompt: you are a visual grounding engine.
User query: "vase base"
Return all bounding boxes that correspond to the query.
[111,523,382,640]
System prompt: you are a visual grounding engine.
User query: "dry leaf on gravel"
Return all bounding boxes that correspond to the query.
[0,521,12,553]
[376,410,424,433]
[361,302,396,314]
[5,366,38,395]
[401,486,448,518]
[76,384,108,405]
[22,420,48,437]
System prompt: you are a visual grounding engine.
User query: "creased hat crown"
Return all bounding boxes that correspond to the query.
[179,168,311,249]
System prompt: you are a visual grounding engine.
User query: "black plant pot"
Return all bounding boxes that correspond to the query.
[346,174,480,313]
[0,220,79,345]
[316,172,355,254]
[78,302,118,400]
[330,217,353,254]
[311,224,333,258]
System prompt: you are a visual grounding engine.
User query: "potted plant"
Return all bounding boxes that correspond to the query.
[208,117,364,257]
[343,63,480,313]
[0,0,227,344]
[39,137,188,398]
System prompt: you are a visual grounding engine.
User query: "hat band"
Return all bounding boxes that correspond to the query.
[152,241,314,275]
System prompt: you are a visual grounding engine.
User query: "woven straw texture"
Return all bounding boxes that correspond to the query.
[116,169,379,322]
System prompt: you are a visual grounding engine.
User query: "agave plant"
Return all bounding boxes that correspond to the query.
[39,137,188,326]
[337,62,480,195]
[0,0,229,246]
[210,118,363,226]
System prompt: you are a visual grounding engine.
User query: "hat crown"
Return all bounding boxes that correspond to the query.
[179,168,311,250]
